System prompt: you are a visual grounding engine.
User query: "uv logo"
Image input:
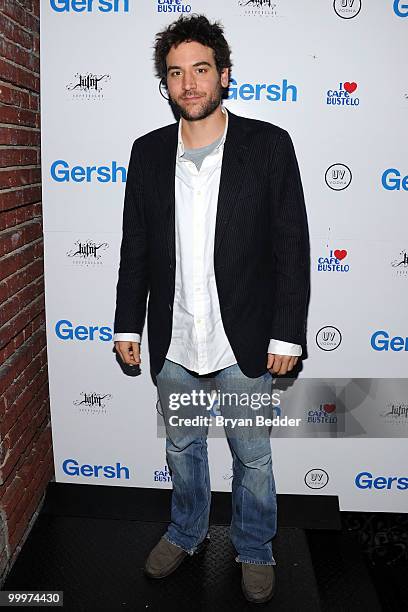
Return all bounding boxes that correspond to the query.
[325,163,352,190]
[381,169,408,191]
[228,77,298,102]
[333,0,362,19]
[304,469,329,489]
[394,0,408,17]
[370,330,408,351]
[62,459,130,479]
[55,320,113,342]
[355,471,408,490]
[316,326,342,351]
[50,0,129,12]
[50,160,126,183]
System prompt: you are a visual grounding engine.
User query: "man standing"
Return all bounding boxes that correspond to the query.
[114,14,310,604]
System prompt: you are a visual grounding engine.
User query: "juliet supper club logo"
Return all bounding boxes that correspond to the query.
[237,0,279,17]
[66,72,111,101]
[327,81,359,106]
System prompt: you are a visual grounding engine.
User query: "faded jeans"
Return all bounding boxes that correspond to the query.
[156,358,277,566]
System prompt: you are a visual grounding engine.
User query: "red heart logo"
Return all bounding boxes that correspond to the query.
[334,249,347,260]
[344,82,357,94]
[323,404,336,414]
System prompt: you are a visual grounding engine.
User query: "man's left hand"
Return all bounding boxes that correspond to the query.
[267,353,299,375]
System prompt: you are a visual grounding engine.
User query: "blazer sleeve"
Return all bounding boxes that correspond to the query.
[268,129,310,351]
[113,139,149,337]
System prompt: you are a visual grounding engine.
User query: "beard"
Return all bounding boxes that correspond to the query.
[169,81,223,122]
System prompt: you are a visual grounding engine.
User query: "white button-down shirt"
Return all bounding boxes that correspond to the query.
[114,106,301,373]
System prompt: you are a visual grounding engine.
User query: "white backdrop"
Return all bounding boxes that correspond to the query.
[41,0,408,511]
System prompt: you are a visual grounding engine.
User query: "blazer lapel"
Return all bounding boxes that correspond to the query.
[157,123,178,266]
[214,110,249,257]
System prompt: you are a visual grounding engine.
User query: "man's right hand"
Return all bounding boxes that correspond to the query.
[114,341,141,366]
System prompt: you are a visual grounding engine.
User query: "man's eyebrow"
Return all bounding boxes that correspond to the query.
[167,61,212,73]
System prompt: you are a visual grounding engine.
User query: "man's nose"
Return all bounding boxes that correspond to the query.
[182,71,197,92]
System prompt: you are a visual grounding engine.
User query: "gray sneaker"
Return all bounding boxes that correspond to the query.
[144,537,188,578]
[241,562,276,603]
[144,536,208,579]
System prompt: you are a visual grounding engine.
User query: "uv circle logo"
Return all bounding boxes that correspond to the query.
[333,0,362,19]
[394,0,408,17]
[316,326,342,351]
[159,78,170,100]
[304,468,329,489]
[325,163,352,191]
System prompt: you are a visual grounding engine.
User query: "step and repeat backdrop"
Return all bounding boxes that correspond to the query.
[40,1,408,511]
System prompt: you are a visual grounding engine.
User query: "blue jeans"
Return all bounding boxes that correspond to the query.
[156,358,277,565]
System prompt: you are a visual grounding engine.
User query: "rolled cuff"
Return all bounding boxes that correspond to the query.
[267,339,302,357]
[113,333,141,343]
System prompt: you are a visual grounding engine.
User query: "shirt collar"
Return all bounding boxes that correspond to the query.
[177,104,229,159]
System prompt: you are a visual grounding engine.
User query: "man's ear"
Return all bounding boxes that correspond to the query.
[221,67,230,89]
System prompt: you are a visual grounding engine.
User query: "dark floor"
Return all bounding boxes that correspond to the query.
[2,483,407,611]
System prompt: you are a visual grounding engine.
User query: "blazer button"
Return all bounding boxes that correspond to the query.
[169,303,172,311]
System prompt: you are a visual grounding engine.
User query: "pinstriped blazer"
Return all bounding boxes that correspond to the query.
[113,109,310,381]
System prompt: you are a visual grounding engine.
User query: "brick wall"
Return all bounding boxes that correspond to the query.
[0,0,54,584]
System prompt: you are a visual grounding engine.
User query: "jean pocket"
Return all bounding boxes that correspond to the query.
[156,361,165,379]
[157,358,173,380]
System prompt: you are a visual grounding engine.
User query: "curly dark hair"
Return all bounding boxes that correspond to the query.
[153,14,233,91]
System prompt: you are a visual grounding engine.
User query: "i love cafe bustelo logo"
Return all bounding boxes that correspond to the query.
[327,81,359,106]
